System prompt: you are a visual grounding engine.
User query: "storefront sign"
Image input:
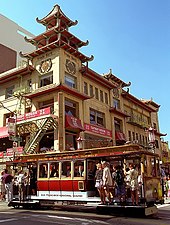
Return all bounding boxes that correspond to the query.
[84,123,112,137]
[17,107,51,122]
[8,118,16,135]
[6,147,23,156]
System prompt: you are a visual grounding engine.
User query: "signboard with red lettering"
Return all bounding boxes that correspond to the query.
[6,147,23,157]
[16,107,51,122]
[84,123,112,137]
[8,118,16,135]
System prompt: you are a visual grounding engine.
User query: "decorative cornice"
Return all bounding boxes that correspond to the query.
[0,65,35,84]
[122,91,157,112]
[24,83,91,100]
[109,107,130,117]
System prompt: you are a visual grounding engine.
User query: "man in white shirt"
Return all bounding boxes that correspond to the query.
[102,161,113,204]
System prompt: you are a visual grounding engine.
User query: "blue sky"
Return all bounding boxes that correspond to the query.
[1,0,170,143]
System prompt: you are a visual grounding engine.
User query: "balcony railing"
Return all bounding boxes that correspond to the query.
[127,115,149,128]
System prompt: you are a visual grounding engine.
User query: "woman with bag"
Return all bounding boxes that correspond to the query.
[95,163,105,204]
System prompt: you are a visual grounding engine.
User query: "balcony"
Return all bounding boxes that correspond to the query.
[13,86,32,97]
[127,115,149,128]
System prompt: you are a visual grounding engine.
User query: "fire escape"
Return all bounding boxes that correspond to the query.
[17,114,58,154]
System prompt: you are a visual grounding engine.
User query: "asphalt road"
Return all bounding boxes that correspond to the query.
[0,201,170,225]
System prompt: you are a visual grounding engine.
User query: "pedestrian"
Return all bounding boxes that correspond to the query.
[0,171,5,201]
[95,163,105,204]
[115,165,126,203]
[167,176,170,198]
[3,169,13,202]
[129,163,139,205]
[101,161,113,204]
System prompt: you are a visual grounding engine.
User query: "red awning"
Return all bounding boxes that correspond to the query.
[115,131,126,142]
[0,126,9,139]
[65,115,84,132]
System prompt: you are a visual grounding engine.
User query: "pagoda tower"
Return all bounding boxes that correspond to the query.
[18,5,94,153]
[21,4,93,63]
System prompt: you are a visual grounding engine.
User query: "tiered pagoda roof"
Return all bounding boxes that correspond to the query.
[36,4,78,30]
[21,4,93,63]
[103,69,131,88]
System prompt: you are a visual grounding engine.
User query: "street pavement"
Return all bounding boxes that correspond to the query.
[0,197,170,213]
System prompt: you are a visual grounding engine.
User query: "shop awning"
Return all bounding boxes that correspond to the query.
[0,126,9,139]
[115,131,126,142]
[65,115,84,132]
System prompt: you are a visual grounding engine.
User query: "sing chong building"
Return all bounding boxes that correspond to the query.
[0,5,166,163]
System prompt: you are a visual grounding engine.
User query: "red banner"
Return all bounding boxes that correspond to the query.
[17,107,51,122]
[0,152,4,158]
[84,123,112,137]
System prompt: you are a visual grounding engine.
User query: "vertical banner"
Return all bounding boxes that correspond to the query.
[8,118,16,136]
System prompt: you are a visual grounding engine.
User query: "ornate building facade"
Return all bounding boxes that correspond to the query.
[0,5,167,166]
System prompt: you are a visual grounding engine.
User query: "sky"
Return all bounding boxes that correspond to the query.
[0,0,170,143]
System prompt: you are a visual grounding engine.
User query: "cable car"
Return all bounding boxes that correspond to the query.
[8,144,162,216]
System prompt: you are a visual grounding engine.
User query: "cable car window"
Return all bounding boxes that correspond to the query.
[50,162,59,178]
[61,161,71,178]
[74,160,84,177]
[39,163,48,178]
[87,160,96,180]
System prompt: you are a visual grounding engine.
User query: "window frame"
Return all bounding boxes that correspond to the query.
[64,73,77,89]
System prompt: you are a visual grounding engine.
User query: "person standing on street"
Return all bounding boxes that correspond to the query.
[3,169,13,203]
[102,161,113,204]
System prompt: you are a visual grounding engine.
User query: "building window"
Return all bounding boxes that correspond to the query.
[90,108,105,127]
[132,132,135,141]
[155,140,159,148]
[136,133,138,141]
[3,112,14,126]
[5,85,14,99]
[65,98,78,117]
[114,118,122,131]
[39,99,54,113]
[40,72,53,87]
[113,98,120,109]
[27,79,32,92]
[105,92,108,104]
[100,90,103,102]
[128,130,131,141]
[90,85,93,97]
[95,87,99,100]
[84,82,88,95]
[65,73,77,88]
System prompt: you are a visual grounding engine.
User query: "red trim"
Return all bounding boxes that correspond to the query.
[122,91,156,112]
[37,180,82,192]
[25,84,90,100]
[81,67,115,90]
[22,39,91,63]
[28,27,86,49]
